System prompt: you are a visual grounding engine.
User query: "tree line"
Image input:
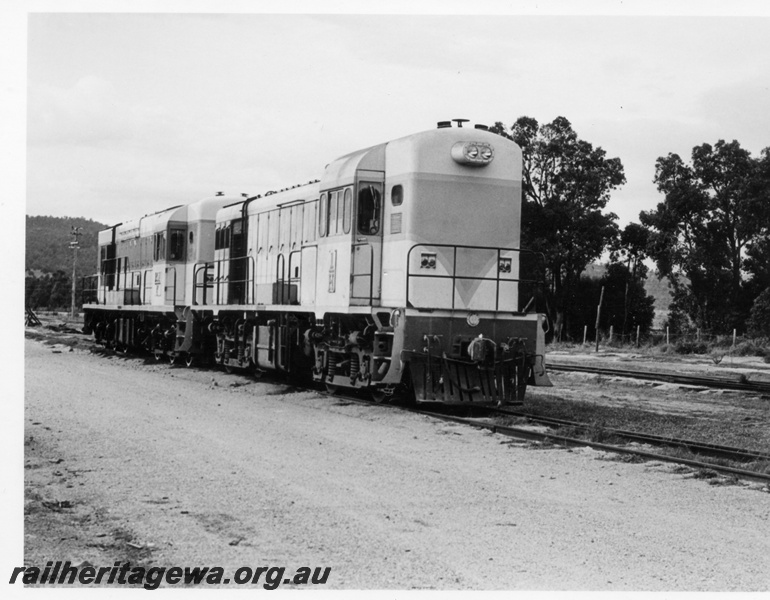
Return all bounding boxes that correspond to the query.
[492,117,770,340]
[25,216,105,312]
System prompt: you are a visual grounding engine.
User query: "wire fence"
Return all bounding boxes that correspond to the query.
[566,325,769,357]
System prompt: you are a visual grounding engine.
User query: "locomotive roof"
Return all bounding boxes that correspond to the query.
[216,182,321,222]
[100,195,239,243]
[321,142,386,189]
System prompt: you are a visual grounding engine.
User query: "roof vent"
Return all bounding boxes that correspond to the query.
[215,191,224,196]
[474,124,489,131]
[437,121,451,129]
[452,119,469,128]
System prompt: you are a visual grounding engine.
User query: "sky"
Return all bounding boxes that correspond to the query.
[14,1,770,229]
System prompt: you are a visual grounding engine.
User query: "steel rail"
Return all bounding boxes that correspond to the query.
[416,409,770,484]
[485,408,770,463]
[326,391,770,484]
[548,362,770,394]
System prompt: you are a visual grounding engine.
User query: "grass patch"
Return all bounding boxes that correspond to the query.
[520,395,770,455]
[511,394,770,478]
[555,422,624,445]
[692,468,719,479]
[598,453,647,464]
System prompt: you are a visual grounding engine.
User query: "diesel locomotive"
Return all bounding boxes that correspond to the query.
[82,120,551,404]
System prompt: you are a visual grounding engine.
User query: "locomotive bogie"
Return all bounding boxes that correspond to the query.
[84,308,179,359]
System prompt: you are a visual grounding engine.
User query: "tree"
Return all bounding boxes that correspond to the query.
[744,148,770,299]
[747,287,770,336]
[492,117,626,340]
[598,262,655,336]
[25,270,72,310]
[606,223,657,336]
[641,140,770,333]
[566,264,655,343]
[612,222,650,280]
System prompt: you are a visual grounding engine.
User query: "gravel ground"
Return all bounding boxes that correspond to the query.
[21,337,770,590]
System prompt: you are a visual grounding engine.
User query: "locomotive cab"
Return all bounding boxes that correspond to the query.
[309,124,550,403]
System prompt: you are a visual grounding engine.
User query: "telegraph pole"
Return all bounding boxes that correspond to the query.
[70,226,82,318]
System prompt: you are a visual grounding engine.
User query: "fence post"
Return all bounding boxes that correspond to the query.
[595,286,605,353]
[666,326,670,346]
[609,325,614,344]
[733,329,737,348]
[636,325,640,348]
[583,325,587,346]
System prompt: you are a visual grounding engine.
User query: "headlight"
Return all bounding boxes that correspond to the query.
[420,252,437,269]
[451,142,494,166]
[466,313,480,327]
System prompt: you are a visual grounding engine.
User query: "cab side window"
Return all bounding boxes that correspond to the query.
[343,188,352,234]
[153,232,166,262]
[168,229,185,261]
[319,193,328,237]
[357,183,382,235]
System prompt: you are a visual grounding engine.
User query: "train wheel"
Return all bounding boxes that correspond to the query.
[153,352,164,363]
[325,383,339,395]
[184,353,196,368]
[371,390,389,404]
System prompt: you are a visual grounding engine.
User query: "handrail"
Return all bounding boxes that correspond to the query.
[405,243,544,312]
[287,249,302,304]
[80,275,99,305]
[192,262,211,306]
[192,255,255,306]
[96,256,144,305]
[276,253,286,304]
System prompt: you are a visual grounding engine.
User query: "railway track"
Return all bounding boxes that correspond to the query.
[325,388,770,484]
[548,362,770,394]
[419,407,770,484]
[485,408,770,464]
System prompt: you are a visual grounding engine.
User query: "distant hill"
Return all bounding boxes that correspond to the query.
[26,216,107,278]
[643,271,674,328]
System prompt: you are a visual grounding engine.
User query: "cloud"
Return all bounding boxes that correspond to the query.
[28,76,140,146]
[699,79,770,154]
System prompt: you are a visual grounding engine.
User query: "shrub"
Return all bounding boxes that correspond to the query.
[732,339,770,358]
[675,340,709,354]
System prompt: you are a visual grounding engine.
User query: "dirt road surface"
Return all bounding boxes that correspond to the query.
[22,338,770,590]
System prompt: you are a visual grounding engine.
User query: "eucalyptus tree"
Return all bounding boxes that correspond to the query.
[641,140,769,333]
[492,116,626,339]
